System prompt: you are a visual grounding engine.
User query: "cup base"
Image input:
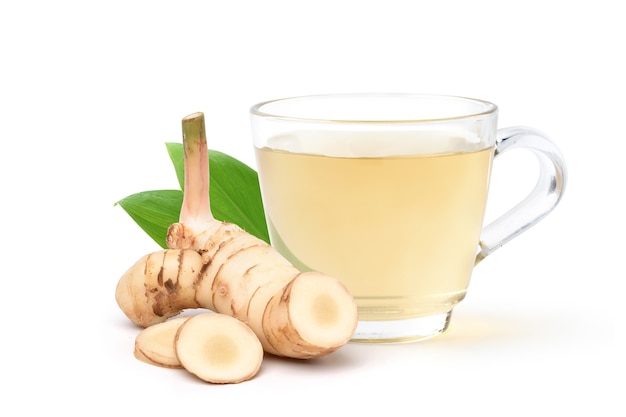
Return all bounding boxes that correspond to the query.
[350,311,452,343]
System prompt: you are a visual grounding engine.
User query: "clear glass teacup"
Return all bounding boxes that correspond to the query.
[250,93,567,343]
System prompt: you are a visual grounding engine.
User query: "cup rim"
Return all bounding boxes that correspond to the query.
[250,93,498,124]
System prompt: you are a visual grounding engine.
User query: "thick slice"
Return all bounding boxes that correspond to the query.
[247,271,357,358]
[288,272,357,349]
[134,316,191,368]
[175,313,263,384]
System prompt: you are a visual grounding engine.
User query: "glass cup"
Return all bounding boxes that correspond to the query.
[249,93,567,343]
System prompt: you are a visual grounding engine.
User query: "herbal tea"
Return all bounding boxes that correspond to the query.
[255,131,494,321]
[251,93,566,342]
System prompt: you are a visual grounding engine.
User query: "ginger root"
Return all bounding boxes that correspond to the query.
[116,112,358,360]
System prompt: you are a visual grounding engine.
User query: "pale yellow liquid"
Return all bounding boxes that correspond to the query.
[255,131,493,321]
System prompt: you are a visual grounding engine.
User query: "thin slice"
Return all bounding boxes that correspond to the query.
[134,316,191,368]
[175,313,263,384]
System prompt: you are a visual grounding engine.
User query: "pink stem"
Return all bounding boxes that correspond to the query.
[180,112,213,225]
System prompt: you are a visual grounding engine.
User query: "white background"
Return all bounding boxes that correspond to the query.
[1,1,621,415]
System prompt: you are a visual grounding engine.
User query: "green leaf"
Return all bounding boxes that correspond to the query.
[117,144,269,249]
[165,142,185,190]
[207,149,269,243]
[116,190,182,249]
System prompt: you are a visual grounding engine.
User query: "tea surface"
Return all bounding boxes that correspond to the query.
[255,131,493,320]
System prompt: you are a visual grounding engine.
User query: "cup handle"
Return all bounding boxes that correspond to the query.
[475,126,568,265]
